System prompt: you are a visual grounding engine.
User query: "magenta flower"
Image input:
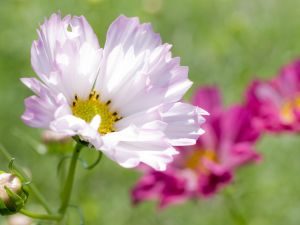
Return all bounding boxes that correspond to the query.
[132,87,261,208]
[246,60,300,132]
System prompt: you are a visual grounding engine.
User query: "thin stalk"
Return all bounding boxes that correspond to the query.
[58,142,83,216]
[0,144,53,214]
[20,209,61,221]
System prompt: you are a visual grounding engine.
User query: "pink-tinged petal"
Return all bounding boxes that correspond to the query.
[192,86,223,119]
[96,16,194,117]
[101,125,178,171]
[277,60,300,98]
[160,102,207,146]
[52,40,102,102]
[132,170,188,208]
[50,114,102,148]
[31,13,101,102]
[228,143,261,168]
[68,15,100,48]
[220,105,260,145]
[245,80,283,132]
[216,105,261,169]
[21,77,48,95]
[22,96,54,128]
[196,123,220,152]
[198,161,232,197]
[104,15,161,54]
[115,107,162,130]
[50,114,87,135]
[163,67,192,103]
[21,77,66,128]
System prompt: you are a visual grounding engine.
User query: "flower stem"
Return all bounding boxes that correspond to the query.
[28,184,54,214]
[224,188,248,225]
[0,144,54,214]
[20,209,61,221]
[58,142,83,217]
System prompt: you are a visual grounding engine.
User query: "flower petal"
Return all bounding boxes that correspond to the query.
[21,78,66,128]
[104,15,161,54]
[132,170,188,208]
[101,125,178,170]
[192,86,223,118]
[96,16,193,117]
[50,114,102,148]
[161,102,207,146]
[31,13,102,102]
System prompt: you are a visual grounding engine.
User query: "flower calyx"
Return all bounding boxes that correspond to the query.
[0,171,29,215]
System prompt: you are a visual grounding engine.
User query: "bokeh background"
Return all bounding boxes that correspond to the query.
[1,0,300,224]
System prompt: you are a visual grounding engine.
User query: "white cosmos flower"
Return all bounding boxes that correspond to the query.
[21,13,207,171]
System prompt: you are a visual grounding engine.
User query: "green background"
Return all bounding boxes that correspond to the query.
[1,0,300,224]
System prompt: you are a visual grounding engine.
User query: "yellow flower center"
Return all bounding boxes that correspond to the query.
[185,149,218,173]
[280,97,300,124]
[71,91,121,134]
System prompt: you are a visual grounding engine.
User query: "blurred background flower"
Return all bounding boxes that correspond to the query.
[1,0,300,224]
[132,86,261,208]
[246,60,300,132]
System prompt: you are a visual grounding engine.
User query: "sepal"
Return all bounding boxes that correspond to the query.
[0,171,29,215]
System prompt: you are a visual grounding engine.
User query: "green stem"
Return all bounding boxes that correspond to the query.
[29,185,54,214]
[20,209,61,221]
[58,142,83,216]
[224,188,247,225]
[0,144,54,214]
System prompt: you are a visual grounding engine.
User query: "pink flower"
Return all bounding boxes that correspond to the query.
[246,60,300,132]
[21,13,207,171]
[132,86,261,207]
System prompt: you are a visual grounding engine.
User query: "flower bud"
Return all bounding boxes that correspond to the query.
[41,130,72,155]
[0,171,28,215]
[42,130,70,144]
[7,214,32,225]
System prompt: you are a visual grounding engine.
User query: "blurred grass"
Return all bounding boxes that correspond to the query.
[1,0,300,224]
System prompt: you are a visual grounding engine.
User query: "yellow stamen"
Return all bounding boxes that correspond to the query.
[280,97,300,124]
[71,91,121,134]
[185,149,218,173]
